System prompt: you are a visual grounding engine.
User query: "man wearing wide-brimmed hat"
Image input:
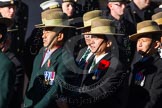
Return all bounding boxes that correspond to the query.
[152,12,162,58]
[0,17,16,108]
[76,10,104,69]
[24,0,63,81]
[127,20,162,108]
[79,18,128,108]
[24,9,80,108]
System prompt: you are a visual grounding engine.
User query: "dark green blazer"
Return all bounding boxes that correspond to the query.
[78,52,129,108]
[24,47,79,108]
[0,51,16,108]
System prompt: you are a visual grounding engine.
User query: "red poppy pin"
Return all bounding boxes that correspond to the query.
[92,59,110,80]
[47,59,51,67]
[98,59,110,70]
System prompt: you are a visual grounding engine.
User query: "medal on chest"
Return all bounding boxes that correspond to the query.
[135,71,145,86]
[44,71,55,85]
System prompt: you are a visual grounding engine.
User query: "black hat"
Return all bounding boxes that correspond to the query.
[0,0,17,7]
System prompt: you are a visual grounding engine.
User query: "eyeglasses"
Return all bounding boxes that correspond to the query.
[84,35,92,38]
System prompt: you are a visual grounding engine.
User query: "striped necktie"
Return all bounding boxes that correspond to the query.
[88,58,96,73]
[79,48,91,62]
[78,48,91,69]
[81,49,91,60]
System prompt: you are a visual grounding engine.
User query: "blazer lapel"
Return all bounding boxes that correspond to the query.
[81,53,111,86]
[41,48,62,70]
[80,55,94,86]
[90,53,111,73]
[76,47,87,62]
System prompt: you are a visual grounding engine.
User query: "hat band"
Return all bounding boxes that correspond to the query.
[155,18,162,25]
[137,26,160,33]
[49,4,61,9]
[42,19,69,26]
[84,17,103,27]
[91,26,115,34]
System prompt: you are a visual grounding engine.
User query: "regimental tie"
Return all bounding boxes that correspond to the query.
[78,48,91,69]
[88,58,96,74]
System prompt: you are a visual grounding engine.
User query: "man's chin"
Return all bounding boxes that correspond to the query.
[138,50,145,55]
[43,44,48,47]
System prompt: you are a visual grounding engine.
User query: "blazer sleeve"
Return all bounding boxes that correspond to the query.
[144,68,162,108]
[0,60,16,108]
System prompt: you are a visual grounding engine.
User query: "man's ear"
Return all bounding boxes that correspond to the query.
[107,2,112,9]
[107,40,112,47]
[154,41,161,49]
[0,34,2,39]
[57,33,64,41]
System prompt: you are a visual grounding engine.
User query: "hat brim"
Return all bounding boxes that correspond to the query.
[35,24,75,28]
[0,17,13,27]
[76,25,90,30]
[82,32,124,36]
[129,30,162,41]
[155,18,162,26]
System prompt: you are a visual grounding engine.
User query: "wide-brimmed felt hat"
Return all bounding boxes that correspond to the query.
[152,12,162,26]
[77,10,104,30]
[35,9,75,28]
[0,0,17,7]
[129,20,162,41]
[40,0,62,10]
[83,19,123,35]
